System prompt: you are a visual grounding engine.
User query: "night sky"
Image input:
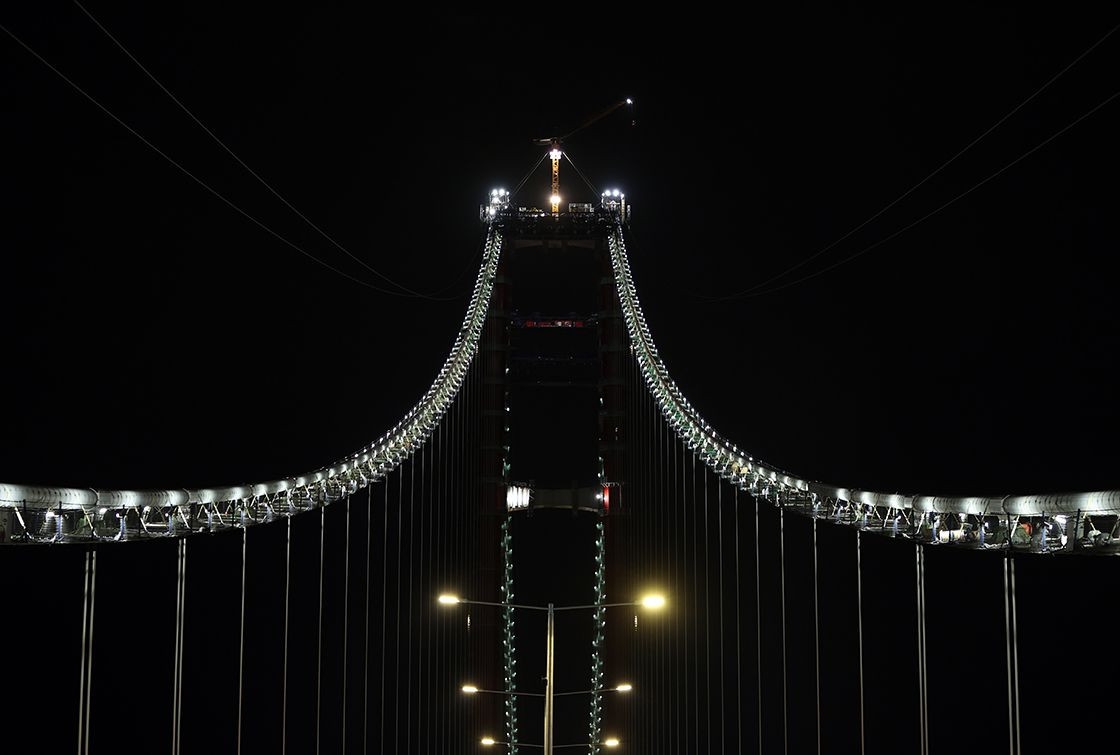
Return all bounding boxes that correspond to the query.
[3,5,1118,497]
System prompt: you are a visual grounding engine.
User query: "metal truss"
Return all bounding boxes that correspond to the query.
[606,223,1120,553]
[0,229,505,543]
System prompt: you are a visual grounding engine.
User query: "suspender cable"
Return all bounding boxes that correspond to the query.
[341,497,351,748]
[77,549,91,755]
[735,489,742,755]
[658,398,667,748]
[419,442,430,754]
[755,496,762,755]
[856,530,866,755]
[406,453,416,753]
[237,527,247,755]
[394,463,404,751]
[674,425,683,753]
[315,506,325,755]
[433,424,444,752]
[704,466,712,752]
[1003,554,1016,755]
[813,518,822,755]
[661,391,669,754]
[450,392,460,754]
[718,479,726,755]
[780,504,788,755]
[683,439,692,753]
[380,473,390,754]
[1009,557,1022,755]
[173,538,187,755]
[436,423,446,751]
[77,548,97,755]
[914,544,925,755]
[363,485,372,753]
[283,517,292,755]
[692,452,700,755]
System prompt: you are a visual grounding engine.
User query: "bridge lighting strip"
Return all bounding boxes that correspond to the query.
[606,224,1120,544]
[501,516,520,753]
[0,228,505,541]
[587,520,607,752]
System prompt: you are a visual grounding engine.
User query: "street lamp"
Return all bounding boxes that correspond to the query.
[462,683,631,698]
[477,740,621,749]
[440,593,664,755]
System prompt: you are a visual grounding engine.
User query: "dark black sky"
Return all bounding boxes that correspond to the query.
[2,5,1118,495]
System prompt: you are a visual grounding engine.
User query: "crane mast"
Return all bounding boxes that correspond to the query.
[549,142,562,214]
[535,99,633,214]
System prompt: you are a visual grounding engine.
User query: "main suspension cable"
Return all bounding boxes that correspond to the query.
[733,87,1120,300]
[0,22,436,298]
[707,20,1120,302]
[71,2,465,301]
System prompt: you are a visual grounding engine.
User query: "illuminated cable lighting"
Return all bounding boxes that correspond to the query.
[501,515,520,749]
[587,520,607,749]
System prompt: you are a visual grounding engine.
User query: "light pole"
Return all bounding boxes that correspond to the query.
[544,603,554,755]
[478,739,621,749]
[439,593,664,753]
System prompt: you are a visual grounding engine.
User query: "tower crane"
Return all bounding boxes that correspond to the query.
[533,98,634,214]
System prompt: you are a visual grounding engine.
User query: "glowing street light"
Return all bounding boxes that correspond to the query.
[441,592,661,753]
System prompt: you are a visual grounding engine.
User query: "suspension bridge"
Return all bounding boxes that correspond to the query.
[1,175,1117,755]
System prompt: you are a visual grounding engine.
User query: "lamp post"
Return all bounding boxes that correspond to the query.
[478,739,621,749]
[439,593,664,753]
[544,603,554,755]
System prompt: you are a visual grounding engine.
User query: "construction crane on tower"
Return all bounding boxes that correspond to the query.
[533,98,634,214]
